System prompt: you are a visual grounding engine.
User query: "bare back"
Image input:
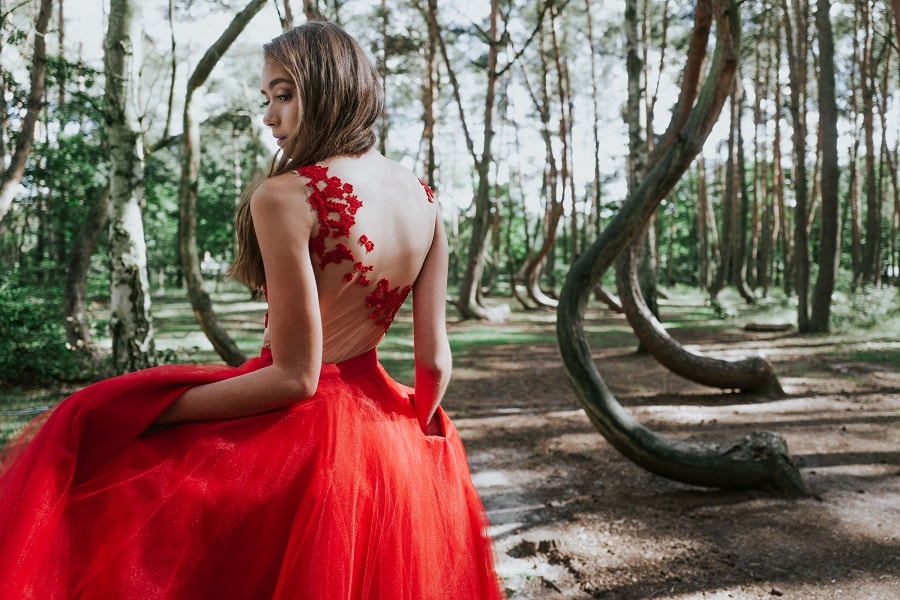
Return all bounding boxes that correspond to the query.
[291,152,438,363]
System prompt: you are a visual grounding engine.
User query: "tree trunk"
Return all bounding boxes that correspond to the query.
[303,0,323,21]
[377,0,389,155]
[696,157,711,289]
[617,232,784,395]
[105,0,157,373]
[859,0,880,285]
[584,0,603,246]
[893,0,900,50]
[456,0,500,320]
[419,1,438,187]
[178,0,266,367]
[64,188,109,355]
[771,20,791,295]
[781,0,811,331]
[809,0,839,333]
[0,0,52,223]
[556,0,809,495]
[518,8,562,310]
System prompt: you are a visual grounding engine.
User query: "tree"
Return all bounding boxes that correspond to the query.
[781,0,811,330]
[858,0,879,285]
[557,0,809,495]
[0,0,52,224]
[614,1,783,395]
[894,0,900,50]
[105,0,157,373]
[809,0,839,332]
[454,0,501,319]
[178,0,267,367]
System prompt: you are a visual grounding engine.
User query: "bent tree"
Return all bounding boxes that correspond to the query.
[556,0,810,496]
[0,0,51,224]
[613,3,783,396]
[178,0,267,367]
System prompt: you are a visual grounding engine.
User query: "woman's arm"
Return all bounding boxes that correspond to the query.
[157,175,322,424]
[411,213,452,434]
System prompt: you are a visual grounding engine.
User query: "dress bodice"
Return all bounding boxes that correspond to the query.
[268,162,437,364]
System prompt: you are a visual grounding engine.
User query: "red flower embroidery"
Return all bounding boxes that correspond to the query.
[365,279,412,330]
[418,179,435,203]
[292,164,423,332]
[300,165,365,271]
[359,234,375,253]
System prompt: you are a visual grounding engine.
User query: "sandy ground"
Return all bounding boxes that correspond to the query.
[444,308,900,599]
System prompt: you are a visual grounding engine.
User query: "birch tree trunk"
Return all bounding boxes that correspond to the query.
[0,0,52,223]
[105,0,156,373]
[179,0,266,367]
[557,0,808,495]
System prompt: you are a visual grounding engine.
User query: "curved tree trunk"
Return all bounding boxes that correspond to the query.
[616,234,784,395]
[0,0,52,223]
[456,0,501,320]
[178,0,266,367]
[556,0,809,496]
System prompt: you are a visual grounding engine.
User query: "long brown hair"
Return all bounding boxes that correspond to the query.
[229,22,383,291]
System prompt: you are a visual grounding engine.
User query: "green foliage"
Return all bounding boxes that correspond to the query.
[0,276,88,384]
[830,285,900,329]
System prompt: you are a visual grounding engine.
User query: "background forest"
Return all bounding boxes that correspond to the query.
[0,0,898,382]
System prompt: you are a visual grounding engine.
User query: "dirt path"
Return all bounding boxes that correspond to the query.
[444,307,900,599]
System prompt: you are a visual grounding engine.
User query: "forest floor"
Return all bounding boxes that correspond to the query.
[1,287,898,599]
[441,293,900,600]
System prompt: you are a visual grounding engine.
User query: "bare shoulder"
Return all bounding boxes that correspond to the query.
[252,171,308,201]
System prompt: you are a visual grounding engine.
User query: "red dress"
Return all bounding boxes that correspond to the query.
[0,167,505,600]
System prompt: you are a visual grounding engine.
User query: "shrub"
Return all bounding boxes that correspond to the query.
[0,276,88,384]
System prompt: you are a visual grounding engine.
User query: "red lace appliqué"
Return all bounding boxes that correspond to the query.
[365,280,412,329]
[418,179,435,203]
[298,164,423,331]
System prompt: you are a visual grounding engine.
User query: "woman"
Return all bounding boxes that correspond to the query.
[0,22,505,599]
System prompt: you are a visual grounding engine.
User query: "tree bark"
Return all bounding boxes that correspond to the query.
[178,0,266,367]
[455,0,500,320]
[809,0,839,332]
[418,0,438,188]
[557,0,809,495]
[893,0,900,50]
[859,0,879,285]
[105,0,157,373]
[0,0,52,224]
[518,8,562,310]
[303,0,323,22]
[616,235,784,395]
[781,0,811,330]
[64,188,109,355]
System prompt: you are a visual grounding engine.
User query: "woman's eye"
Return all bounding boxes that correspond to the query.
[261,100,271,107]
[278,94,292,102]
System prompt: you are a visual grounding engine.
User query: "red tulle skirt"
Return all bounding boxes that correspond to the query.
[0,349,505,599]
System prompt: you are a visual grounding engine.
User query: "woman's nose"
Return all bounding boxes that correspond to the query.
[262,105,277,127]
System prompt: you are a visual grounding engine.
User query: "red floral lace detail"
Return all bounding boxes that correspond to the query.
[365,280,412,329]
[419,179,435,203]
[300,164,368,284]
[297,164,415,331]
[359,234,375,253]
